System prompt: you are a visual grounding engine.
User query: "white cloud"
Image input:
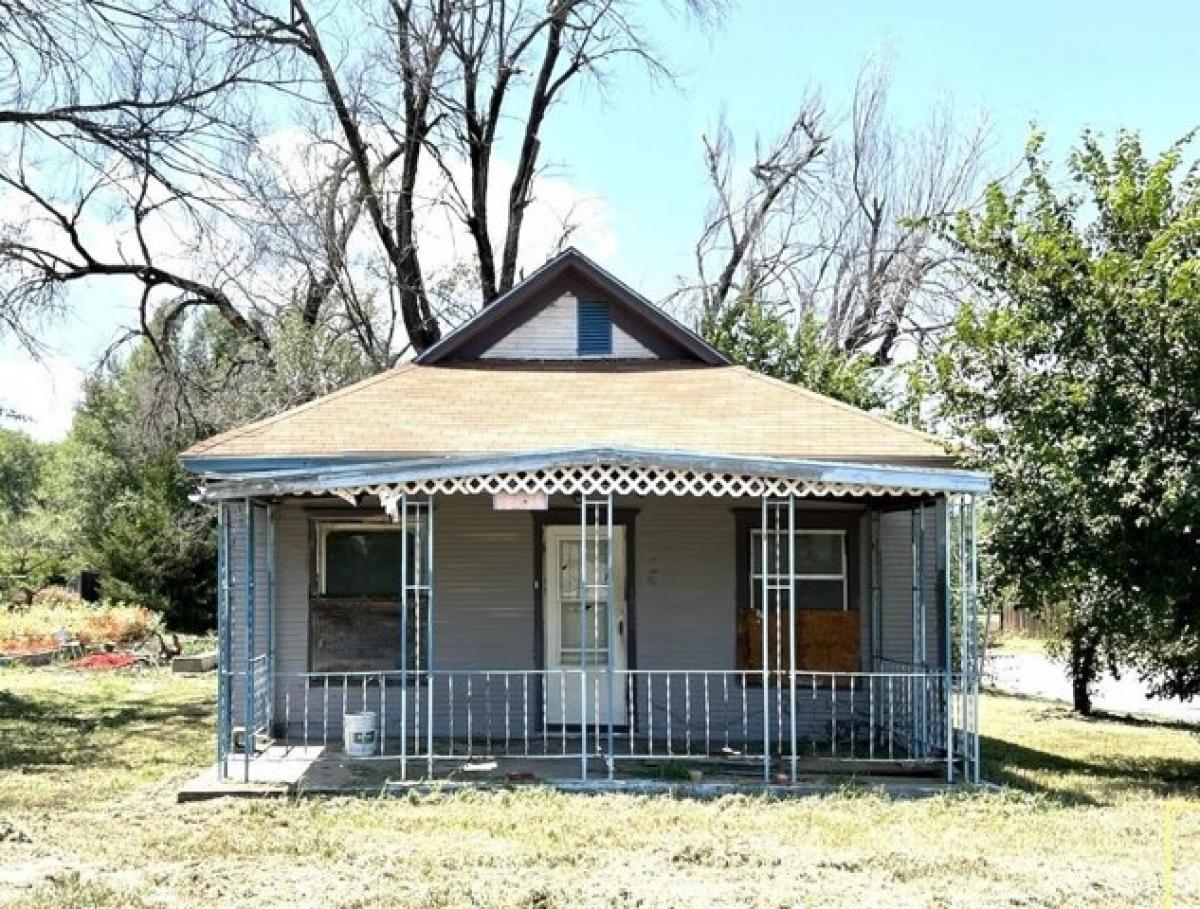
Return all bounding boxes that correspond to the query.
[0,348,82,440]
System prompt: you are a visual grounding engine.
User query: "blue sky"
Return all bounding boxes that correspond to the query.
[574,0,1197,289]
[4,0,1197,439]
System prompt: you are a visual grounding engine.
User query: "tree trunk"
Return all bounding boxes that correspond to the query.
[1069,634,1098,715]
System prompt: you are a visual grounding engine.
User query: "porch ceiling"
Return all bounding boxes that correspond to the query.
[190,446,991,505]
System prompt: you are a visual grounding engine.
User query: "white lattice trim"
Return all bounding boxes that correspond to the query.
[314,464,941,504]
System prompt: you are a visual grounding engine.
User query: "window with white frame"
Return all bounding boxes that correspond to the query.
[749,528,848,612]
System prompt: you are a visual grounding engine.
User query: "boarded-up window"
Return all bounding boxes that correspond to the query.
[735,516,861,674]
[310,521,427,674]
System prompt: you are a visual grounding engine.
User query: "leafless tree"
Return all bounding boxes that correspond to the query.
[432,0,680,302]
[216,0,720,358]
[0,1,282,365]
[815,63,989,365]
[690,97,829,318]
[685,59,990,366]
[0,0,721,403]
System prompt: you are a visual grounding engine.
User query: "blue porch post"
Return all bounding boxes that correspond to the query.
[604,492,615,781]
[243,498,256,783]
[216,502,231,781]
[943,496,954,783]
[787,493,797,784]
[760,497,770,782]
[399,492,409,780]
[266,503,276,738]
[578,495,589,781]
[426,495,436,778]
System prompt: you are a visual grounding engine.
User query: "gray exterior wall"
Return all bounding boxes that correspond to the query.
[225,493,947,746]
[877,504,945,670]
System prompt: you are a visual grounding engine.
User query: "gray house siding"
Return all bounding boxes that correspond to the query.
[877,503,945,672]
[226,494,946,748]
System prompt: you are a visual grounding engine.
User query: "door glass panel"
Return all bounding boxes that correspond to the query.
[559,540,580,599]
[559,539,609,601]
[553,535,615,667]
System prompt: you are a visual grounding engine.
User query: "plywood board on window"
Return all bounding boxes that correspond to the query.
[739,609,861,673]
[798,611,860,672]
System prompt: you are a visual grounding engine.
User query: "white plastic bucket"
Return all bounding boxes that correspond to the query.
[343,711,378,758]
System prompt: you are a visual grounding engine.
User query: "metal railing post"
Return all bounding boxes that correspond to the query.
[760,497,770,781]
[400,493,409,780]
[970,497,981,783]
[605,493,615,780]
[216,502,231,781]
[266,503,276,738]
[579,495,589,781]
[917,502,927,756]
[958,494,969,781]
[243,499,256,783]
[787,495,797,783]
[943,496,954,783]
[426,497,436,778]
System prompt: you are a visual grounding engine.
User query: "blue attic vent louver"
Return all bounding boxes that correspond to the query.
[577,300,613,356]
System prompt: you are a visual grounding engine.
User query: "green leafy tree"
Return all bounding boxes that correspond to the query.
[701,296,884,410]
[58,309,376,630]
[0,428,77,604]
[926,130,1200,713]
[0,428,43,516]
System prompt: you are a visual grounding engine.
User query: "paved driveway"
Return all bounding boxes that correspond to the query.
[984,650,1200,725]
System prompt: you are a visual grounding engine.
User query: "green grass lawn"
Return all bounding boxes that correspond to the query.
[1,667,1198,908]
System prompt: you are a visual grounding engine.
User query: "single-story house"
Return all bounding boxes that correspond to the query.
[183,248,987,789]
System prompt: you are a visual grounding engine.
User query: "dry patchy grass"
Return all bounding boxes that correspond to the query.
[0,668,1198,908]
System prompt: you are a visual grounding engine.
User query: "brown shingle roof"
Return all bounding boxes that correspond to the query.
[183,362,955,466]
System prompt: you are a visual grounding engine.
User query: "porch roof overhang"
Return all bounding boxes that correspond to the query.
[188,446,991,503]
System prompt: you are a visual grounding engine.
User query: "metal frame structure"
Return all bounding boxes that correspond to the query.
[210,459,986,787]
[215,499,279,782]
[215,502,231,776]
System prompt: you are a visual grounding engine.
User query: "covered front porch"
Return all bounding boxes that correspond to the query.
[203,449,986,790]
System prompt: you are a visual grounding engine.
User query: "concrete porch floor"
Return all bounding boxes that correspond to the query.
[177,744,961,802]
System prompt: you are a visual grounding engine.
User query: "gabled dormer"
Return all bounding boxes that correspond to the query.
[416,248,728,365]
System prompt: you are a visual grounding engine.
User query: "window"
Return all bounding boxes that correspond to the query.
[735,516,860,674]
[749,529,848,612]
[310,520,427,674]
[319,524,411,597]
[577,300,612,355]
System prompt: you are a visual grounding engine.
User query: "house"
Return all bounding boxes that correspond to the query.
[182,248,987,789]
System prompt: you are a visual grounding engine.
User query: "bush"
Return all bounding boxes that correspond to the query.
[0,599,161,653]
[32,585,82,605]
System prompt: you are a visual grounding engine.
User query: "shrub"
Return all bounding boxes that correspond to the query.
[0,599,161,653]
[32,585,83,605]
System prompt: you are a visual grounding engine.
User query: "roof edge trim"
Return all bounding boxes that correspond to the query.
[193,446,992,499]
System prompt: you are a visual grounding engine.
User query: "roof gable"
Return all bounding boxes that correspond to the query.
[417,248,728,365]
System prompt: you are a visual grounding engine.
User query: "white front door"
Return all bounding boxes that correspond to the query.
[543,525,628,727]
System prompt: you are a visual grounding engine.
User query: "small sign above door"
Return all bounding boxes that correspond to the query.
[492,492,548,511]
